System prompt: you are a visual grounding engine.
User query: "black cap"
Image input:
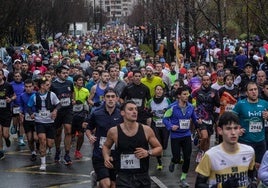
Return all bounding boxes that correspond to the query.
[244,63,253,68]
[190,62,197,67]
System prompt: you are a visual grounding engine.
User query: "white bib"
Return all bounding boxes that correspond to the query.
[73,104,83,112]
[155,119,165,127]
[265,120,268,128]
[0,99,6,108]
[225,104,235,112]
[39,110,51,118]
[202,119,212,125]
[13,106,20,114]
[25,113,34,121]
[131,98,142,107]
[60,98,71,107]
[120,154,140,169]
[249,121,262,133]
[99,136,115,150]
[179,119,191,129]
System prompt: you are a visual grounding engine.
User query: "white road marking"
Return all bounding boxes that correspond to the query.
[150,176,168,188]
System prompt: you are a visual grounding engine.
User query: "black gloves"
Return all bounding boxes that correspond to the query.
[94,101,101,107]
[221,176,240,188]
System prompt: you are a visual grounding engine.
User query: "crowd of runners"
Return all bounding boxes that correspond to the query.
[1,26,268,187]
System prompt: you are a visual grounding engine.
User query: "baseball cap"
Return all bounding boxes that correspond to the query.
[13,59,21,64]
[244,63,253,68]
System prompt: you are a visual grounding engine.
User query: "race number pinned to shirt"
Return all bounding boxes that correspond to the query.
[249,121,262,132]
[120,154,140,169]
[0,99,6,108]
[155,119,165,127]
[13,106,20,114]
[73,104,83,112]
[179,119,190,129]
[131,98,142,107]
[60,98,71,107]
[99,137,115,150]
[25,113,34,121]
[225,104,235,112]
[39,110,50,118]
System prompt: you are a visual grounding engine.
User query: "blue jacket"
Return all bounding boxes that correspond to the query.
[86,105,123,159]
[163,101,198,139]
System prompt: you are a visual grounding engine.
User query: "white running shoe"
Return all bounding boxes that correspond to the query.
[40,164,46,171]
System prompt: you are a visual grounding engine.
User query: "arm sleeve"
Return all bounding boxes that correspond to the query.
[258,151,268,185]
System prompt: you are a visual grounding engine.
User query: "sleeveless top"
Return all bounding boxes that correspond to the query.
[116,123,149,174]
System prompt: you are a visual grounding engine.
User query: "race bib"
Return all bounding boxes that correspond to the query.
[39,110,50,118]
[225,104,235,112]
[179,119,190,129]
[0,99,6,108]
[13,106,20,114]
[131,98,142,107]
[249,121,262,133]
[99,137,115,150]
[73,104,83,112]
[202,119,212,125]
[60,98,71,107]
[265,120,268,128]
[120,154,140,169]
[155,119,165,127]
[25,113,34,121]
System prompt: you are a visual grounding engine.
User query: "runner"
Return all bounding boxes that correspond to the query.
[195,112,257,188]
[147,85,170,170]
[102,100,162,188]
[120,69,151,125]
[0,69,15,159]
[163,86,201,187]
[27,77,60,170]
[10,71,26,146]
[51,65,74,165]
[233,81,268,168]
[192,74,220,162]
[72,75,89,159]
[19,79,38,161]
[84,88,123,188]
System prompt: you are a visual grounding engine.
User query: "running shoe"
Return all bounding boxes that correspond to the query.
[179,179,190,188]
[90,171,97,187]
[5,137,11,147]
[179,154,184,164]
[169,161,175,172]
[54,150,61,162]
[74,150,83,159]
[39,164,46,171]
[156,164,163,170]
[196,150,204,163]
[18,137,26,146]
[63,154,72,165]
[30,154,37,162]
[0,151,5,160]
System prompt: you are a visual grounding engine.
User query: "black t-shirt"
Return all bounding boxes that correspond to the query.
[120,83,150,111]
[50,79,74,110]
[0,81,14,112]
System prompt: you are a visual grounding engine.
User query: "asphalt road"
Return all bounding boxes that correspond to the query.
[0,134,209,188]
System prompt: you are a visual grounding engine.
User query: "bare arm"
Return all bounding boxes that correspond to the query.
[144,125,162,156]
[88,85,96,106]
[102,127,117,169]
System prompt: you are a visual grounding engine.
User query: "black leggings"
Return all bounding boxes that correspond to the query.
[171,136,192,173]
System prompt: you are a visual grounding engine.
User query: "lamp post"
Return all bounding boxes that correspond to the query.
[94,0,96,29]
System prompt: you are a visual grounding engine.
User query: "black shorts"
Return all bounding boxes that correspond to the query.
[92,157,116,181]
[0,113,12,127]
[116,172,151,188]
[23,121,36,133]
[71,113,86,134]
[54,109,73,129]
[199,122,214,136]
[35,122,55,139]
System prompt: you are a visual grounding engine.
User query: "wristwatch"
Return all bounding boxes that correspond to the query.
[148,149,152,156]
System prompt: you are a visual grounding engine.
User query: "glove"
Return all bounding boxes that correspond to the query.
[222,176,240,188]
[247,178,258,188]
[94,101,101,107]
